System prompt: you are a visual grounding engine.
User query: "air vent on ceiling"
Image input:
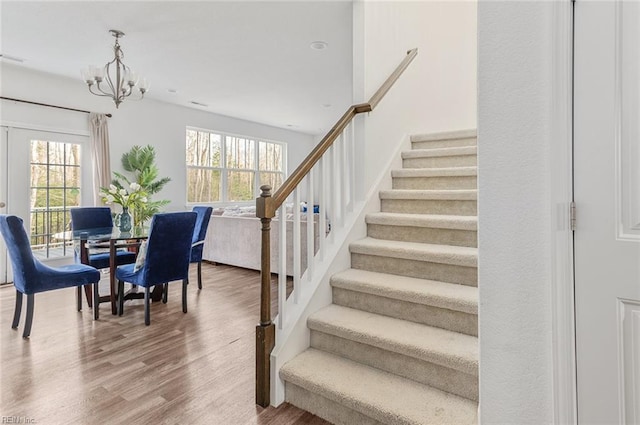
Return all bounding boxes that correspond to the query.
[0,54,25,63]
[190,101,208,107]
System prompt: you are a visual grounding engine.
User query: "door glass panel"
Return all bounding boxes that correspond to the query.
[29,140,80,259]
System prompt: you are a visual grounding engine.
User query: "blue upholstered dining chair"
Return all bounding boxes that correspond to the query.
[70,207,137,314]
[190,206,213,289]
[116,212,197,325]
[0,215,101,338]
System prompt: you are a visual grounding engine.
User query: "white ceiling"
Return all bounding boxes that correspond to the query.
[0,1,353,135]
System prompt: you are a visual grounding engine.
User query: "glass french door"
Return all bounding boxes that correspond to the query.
[1,127,90,282]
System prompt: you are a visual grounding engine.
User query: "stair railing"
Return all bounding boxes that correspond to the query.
[255,48,418,407]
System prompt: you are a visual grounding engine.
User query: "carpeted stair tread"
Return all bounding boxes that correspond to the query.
[366,212,477,231]
[392,166,477,177]
[350,237,477,268]
[402,146,477,159]
[281,348,478,425]
[331,268,477,315]
[379,189,477,201]
[410,129,477,143]
[308,305,478,375]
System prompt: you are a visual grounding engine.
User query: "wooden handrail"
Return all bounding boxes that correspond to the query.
[255,48,418,408]
[266,48,418,214]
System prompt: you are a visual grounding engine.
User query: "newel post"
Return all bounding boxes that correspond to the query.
[255,185,276,407]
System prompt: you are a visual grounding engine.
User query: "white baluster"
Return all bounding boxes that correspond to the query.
[306,169,314,281]
[348,122,356,212]
[328,145,336,242]
[278,203,286,329]
[318,157,326,260]
[342,126,349,214]
[293,187,301,304]
[333,136,342,229]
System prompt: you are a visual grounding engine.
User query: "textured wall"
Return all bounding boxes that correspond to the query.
[478,2,554,423]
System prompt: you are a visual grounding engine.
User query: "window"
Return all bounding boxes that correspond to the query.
[30,140,81,259]
[186,128,286,203]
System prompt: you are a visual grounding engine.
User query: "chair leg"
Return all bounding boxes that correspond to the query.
[118,280,125,316]
[162,284,168,304]
[77,286,82,311]
[12,290,23,329]
[182,279,188,313]
[144,287,151,326]
[93,282,99,320]
[22,294,34,339]
[83,284,93,308]
[197,261,202,290]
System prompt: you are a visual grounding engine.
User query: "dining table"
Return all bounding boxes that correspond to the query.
[60,226,159,315]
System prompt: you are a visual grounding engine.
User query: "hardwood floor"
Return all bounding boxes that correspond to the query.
[0,263,328,425]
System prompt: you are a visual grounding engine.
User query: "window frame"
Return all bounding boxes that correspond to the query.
[185,127,287,206]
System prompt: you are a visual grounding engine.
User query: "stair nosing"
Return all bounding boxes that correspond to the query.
[402,146,477,159]
[350,237,477,267]
[391,166,477,178]
[379,189,477,201]
[410,129,477,142]
[331,268,478,314]
[308,305,478,375]
[365,212,478,230]
[281,349,478,425]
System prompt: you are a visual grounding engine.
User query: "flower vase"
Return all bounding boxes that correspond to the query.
[119,207,132,232]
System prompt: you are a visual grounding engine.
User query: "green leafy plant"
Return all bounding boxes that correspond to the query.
[111,145,171,226]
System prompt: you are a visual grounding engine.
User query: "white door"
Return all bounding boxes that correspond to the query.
[0,127,8,284]
[574,1,640,424]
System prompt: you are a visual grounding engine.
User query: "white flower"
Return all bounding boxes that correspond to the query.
[106,194,115,204]
[140,197,148,203]
[109,184,118,194]
[119,188,128,197]
[129,182,141,192]
[122,195,129,202]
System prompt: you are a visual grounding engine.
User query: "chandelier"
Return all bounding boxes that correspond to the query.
[82,30,149,108]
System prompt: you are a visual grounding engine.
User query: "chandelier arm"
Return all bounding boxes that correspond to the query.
[88,84,118,98]
[103,61,120,104]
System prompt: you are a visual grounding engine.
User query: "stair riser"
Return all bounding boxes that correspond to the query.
[403,155,476,168]
[381,199,477,216]
[392,176,477,190]
[412,137,477,149]
[351,253,478,286]
[311,331,479,401]
[367,223,477,247]
[285,382,383,425]
[332,287,478,336]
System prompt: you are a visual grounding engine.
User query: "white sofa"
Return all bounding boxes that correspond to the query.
[202,210,320,276]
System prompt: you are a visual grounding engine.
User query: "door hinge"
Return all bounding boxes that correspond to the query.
[570,202,576,231]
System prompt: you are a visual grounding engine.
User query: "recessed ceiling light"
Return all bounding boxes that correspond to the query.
[168,89,178,94]
[190,101,208,107]
[322,104,331,108]
[310,41,328,50]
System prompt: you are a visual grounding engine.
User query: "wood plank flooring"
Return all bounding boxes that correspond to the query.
[0,263,328,425]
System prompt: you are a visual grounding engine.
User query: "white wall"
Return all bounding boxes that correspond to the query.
[353,0,477,193]
[0,63,314,209]
[478,2,555,423]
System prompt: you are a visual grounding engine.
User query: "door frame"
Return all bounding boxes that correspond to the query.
[550,0,577,423]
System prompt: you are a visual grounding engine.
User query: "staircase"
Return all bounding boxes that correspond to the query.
[280,129,479,425]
